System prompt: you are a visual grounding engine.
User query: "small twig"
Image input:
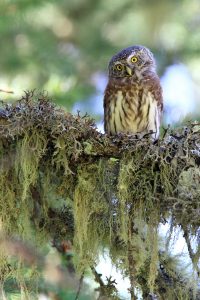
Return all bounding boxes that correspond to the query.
[182,226,200,275]
[0,89,14,94]
[127,207,138,300]
[91,266,119,299]
[75,272,84,300]
[91,266,105,287]
[161,124,170,140]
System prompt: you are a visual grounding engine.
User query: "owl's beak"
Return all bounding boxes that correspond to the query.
[126,66,132,76]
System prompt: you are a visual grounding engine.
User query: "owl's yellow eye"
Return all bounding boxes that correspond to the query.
[131,56,138,63]
[115,64,123,71]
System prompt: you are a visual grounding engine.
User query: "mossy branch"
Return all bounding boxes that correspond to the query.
[0,91,200,299]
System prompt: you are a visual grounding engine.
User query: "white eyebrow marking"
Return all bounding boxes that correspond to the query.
[127,52,138,63]
[113,61,123,65]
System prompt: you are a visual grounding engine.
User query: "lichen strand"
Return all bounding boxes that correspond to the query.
[116,151,160,292]
[0,92,199,298]
[73,162,110,271]
[15,131,47,201]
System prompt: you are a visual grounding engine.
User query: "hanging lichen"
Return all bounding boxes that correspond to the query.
[73,162,110,271]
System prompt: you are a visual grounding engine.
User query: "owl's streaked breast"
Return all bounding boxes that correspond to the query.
[104,86,160,139]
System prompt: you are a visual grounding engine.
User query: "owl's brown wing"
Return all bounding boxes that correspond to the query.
[147,74,163,114]
[145,74,163,138]
[104,83,114,134]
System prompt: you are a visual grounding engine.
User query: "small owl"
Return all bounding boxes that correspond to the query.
[104,45,163,139]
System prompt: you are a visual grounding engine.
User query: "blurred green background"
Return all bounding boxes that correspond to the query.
[1,0,200,125]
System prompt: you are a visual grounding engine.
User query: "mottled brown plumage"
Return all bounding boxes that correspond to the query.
[104,45,163,139]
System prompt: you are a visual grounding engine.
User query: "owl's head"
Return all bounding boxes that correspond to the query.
[108,45,156,79]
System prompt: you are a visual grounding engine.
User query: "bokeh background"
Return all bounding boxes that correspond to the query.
[1,0,200,128]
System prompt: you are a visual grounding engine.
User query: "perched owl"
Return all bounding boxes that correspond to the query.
[104,45,163,139]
